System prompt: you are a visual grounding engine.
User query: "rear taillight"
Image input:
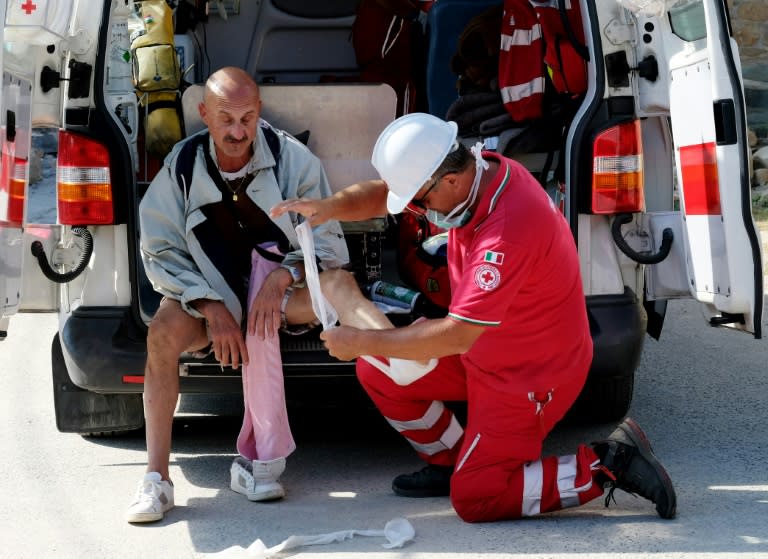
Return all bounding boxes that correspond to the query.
[1,129,26,224]
[2,150,27,224]
[57,130,114,225]
[591,120,644,214]
[8,156,28,224]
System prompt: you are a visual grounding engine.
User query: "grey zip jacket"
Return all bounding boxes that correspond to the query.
[140,122,349,324]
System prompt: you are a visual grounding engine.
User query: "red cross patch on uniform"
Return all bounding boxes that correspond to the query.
[475,264,501,291]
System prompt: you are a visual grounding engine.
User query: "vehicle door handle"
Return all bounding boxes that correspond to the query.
[6,110,15,142]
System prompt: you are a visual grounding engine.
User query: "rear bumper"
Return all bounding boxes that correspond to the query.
[586,288,647,379]
[60,306,354,394]
[61,290,646,394]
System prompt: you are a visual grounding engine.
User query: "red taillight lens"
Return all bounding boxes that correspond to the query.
[8,157,28,224]
[0,135,26,225]
[591,120,644,214]
[57,131,114,225]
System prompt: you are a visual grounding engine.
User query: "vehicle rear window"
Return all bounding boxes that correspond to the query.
[668,0,707,42]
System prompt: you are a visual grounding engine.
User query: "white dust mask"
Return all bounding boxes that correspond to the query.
[426,142,489,229]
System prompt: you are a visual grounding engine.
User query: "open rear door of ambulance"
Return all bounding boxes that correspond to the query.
[667,0,762,338]
[0,0,62,340]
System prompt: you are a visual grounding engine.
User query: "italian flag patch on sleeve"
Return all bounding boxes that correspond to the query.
[483,250,504,265]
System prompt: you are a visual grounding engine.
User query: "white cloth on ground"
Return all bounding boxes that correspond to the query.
[201,517,415,558]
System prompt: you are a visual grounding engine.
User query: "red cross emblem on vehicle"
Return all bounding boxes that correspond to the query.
[21,0,37,15]
[474,264,501,291]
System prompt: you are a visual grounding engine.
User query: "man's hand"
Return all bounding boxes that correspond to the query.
[270,198,332,226]
[194,300,248,368]
[248,267,293,340]
[319,325,363,361]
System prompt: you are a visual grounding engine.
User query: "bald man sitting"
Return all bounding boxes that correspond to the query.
[129,67,393,522]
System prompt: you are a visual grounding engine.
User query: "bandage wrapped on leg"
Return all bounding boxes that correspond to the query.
[296,222,437,385]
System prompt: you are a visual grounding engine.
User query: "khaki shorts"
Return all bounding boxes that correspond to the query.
[184,286,321,358]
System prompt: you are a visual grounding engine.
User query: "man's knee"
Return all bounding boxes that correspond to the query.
[320,268,360,302]
[147,299,205,356]
[355,357,394,392]
[450,475,510,523]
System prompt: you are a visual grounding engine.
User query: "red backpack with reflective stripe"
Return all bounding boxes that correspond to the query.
[498,0,587,123]
[529,0,587,95]
[498,0,545,122]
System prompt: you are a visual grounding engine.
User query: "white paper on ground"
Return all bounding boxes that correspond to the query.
[201,517,415,558]
[295,221,437,385]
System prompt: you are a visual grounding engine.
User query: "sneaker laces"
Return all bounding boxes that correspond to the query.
[604,478,644,509]
[598,451,646,509]
[593,464,621,509]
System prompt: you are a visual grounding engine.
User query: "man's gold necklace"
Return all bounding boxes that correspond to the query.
[224,174,249,201]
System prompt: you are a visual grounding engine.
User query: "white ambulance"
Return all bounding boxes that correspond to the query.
[0,0,761,434]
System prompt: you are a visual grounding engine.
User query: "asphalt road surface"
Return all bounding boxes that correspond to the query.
[2,300,768,558]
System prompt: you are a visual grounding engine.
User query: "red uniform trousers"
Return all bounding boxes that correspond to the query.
[356,354,605,522]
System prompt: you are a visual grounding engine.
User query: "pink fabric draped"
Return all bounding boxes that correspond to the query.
[236,247,296,461]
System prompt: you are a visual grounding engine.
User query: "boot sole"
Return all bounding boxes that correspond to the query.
[125,510,164,523]
[392,483,450,498]
[247,488,285,502]
[125,501,173,523]
[619,417,677,519]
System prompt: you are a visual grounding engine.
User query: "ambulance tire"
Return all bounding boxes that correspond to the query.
[566,370,634,424]
[51,333,144,437]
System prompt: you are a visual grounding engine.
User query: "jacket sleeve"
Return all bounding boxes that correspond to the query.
[139,160,223,318]
[278,136,350,271]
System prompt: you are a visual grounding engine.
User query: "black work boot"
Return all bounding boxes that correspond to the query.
[593,417,677,519]
[392,465,453,497]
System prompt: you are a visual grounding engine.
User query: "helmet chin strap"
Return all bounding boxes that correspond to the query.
[442,142,489,221]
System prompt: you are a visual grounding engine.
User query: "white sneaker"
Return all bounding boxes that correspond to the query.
[125,472,174,523]
[230,456,286,502]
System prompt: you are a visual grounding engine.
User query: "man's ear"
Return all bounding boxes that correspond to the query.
[198,102,208,125]
[442,172,460,192]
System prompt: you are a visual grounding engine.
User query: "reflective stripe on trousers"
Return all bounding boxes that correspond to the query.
[521,448,601,517]
[385,400,464,456]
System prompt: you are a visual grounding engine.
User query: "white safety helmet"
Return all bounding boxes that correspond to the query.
[371,113,459,214]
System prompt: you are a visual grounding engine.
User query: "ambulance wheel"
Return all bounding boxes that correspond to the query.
[567,371,634,424]
[51,333,144,437]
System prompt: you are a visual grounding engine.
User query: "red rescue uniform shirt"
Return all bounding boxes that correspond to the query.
[447,152,592,389]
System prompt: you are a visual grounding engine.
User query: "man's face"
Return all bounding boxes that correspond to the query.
[200,90,262,162]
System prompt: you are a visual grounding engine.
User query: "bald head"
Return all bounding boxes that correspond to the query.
[204,66,260,106]
[199,67,263,171]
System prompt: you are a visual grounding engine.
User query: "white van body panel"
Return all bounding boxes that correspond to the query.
[0,0,66,327]
[665,0,762,333]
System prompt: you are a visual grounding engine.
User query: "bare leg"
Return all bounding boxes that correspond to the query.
[284,268,393,330]
[144,298,209,480]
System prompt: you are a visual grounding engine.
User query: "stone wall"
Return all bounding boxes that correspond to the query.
[728,0,768,63]
[728,0,767,147]
[728,0,768,187]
